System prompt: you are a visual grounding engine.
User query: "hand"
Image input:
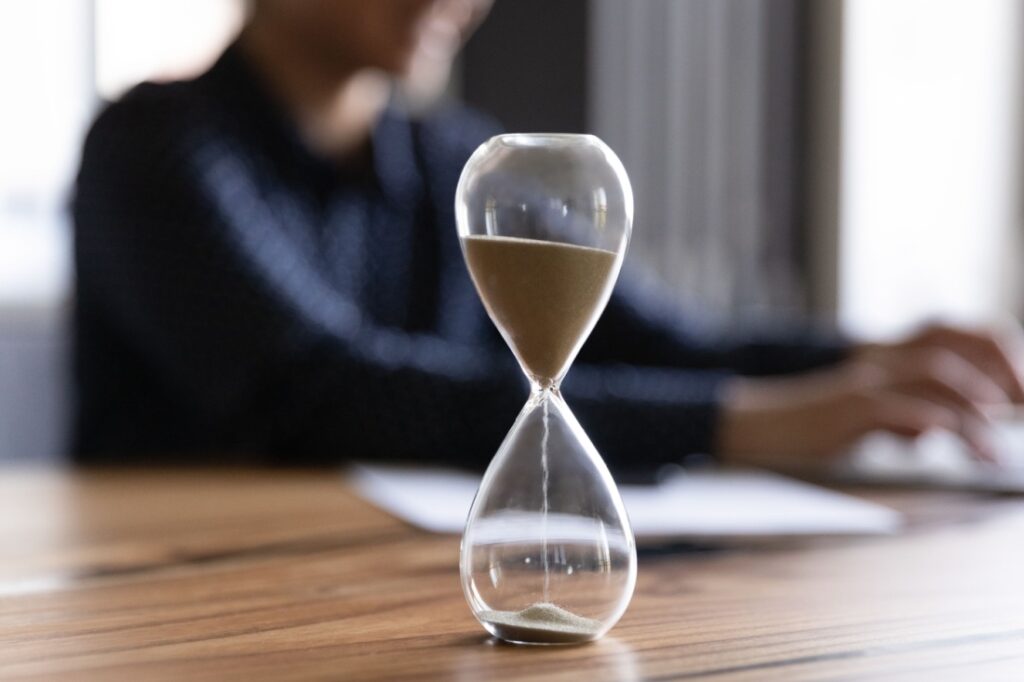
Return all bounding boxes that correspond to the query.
[855,322,1024,405]
[716,321,1024,467]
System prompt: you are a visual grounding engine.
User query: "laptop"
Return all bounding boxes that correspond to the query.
[831,419,1024,493]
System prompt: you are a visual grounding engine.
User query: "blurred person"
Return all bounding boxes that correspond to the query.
[73,0,1024,473]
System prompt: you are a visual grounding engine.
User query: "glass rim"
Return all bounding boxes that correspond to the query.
[491,133,601,148]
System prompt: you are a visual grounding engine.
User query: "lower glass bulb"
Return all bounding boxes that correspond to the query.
[460,389,637,645]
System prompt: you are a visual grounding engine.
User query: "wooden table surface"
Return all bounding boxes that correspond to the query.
[2,468,1024,681]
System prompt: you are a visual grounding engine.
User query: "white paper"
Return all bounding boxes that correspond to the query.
[349,464,902,540]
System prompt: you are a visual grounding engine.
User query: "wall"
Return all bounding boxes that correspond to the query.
[589,0,809,324]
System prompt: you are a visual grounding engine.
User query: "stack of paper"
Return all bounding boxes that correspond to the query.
[349,464,902,541]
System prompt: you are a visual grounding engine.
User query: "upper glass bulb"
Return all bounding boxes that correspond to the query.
[455,133,633,387]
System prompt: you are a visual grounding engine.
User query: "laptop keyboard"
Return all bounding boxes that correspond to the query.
[837,419,1024,491]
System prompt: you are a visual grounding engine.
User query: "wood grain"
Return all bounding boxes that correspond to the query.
[1,468,1023,680]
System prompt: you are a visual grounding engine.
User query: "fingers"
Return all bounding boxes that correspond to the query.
[893,350,1005,418]
[914,323,1024,404]
[857,390,997,463]
[969,325,1024,403]
[885,351,1002,461]
[715,360,1004,465]
[857,390,957,437]
[846,346,1004,461]
[854,348,1003,425]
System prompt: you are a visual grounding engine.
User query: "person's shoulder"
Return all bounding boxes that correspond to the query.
[86,80,198,145]
[82,79,214,169]
[75,77,233,223]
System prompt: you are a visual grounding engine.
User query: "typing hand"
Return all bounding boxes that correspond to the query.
[716,322,1024,467]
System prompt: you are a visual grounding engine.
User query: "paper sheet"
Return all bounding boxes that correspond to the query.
[349,464,902,540]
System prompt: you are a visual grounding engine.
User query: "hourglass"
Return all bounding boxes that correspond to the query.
[455,134,636,645]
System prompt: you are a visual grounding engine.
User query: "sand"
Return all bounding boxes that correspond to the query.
[479,602,604,644]
[462,235,618,386]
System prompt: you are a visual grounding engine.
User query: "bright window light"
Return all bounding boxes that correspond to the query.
[94,0,244,100]
[839,0,1022,338]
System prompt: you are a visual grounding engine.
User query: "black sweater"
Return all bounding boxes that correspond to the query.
[72,44,846,473]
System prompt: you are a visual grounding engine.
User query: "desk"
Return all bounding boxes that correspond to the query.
[2,469,1023,680]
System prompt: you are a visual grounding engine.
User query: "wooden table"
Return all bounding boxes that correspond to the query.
[2,469,1024,680]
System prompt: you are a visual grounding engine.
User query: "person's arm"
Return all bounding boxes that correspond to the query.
[581,268,849,376]
[717,322,1024,466]
[563,363,729,478]
[578,260,1024,468]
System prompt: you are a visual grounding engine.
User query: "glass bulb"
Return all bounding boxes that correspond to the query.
[455,133,636,645]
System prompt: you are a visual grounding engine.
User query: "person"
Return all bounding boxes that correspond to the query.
[73,0,1024,475]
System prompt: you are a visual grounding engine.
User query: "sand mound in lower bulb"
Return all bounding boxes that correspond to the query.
[479,602,603,644]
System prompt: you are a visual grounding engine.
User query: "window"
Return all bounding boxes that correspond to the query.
[838,0,1022,337]
[95,0,243,100]
[0,0,242,306]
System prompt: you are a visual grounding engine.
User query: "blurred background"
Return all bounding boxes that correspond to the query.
[1,0,1021,461]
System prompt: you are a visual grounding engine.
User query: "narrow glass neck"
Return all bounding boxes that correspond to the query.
[529,381,562,400]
